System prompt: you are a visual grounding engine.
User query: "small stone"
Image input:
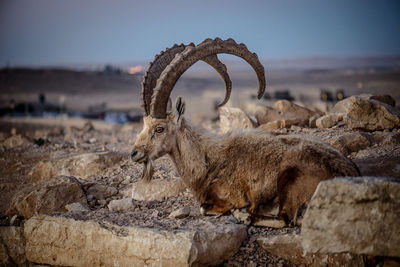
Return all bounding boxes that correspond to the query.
[316,113,343,128]
[123,178,186,201]
[9,215,18,225]
[86,194,94,201]
[121,176,131,185]
[88,137,97,144]
[227,215,239,224]
[108,198,135,212]
[232,209,252,225]
[168,206,190,219]
[253,218,286,228]
[2,135,30,149]
[65,202,89,213]
[87,184,118,200]
[97,199,107,206]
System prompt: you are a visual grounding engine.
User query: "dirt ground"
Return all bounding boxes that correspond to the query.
[0,116,399,266]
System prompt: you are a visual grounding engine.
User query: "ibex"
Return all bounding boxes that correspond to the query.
[131,38,360,223]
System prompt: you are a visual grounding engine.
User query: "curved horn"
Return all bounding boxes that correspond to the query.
[142,43,190,115]
[150,38,266,118]
[142,43,232,115]
[202,54,232,107]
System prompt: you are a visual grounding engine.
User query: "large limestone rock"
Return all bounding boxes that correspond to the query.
[122,178,186,201]
[325,133,370,156]
[24,214,247,266]
[0,226,26,266]
[258,234,363,266]
[219,107,256,134]
[302,177,400,257]
[256,100,317,127]
[7,176,87,219]
[29,151,123,180]
[331,95,400,131]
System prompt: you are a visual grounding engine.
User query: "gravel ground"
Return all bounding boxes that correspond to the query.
[1,118,399,266]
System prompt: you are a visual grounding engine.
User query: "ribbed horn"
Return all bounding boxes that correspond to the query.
[202,54,232,107]
[142,43,232,115]
[150,38,266,118]
[142,43,190,115]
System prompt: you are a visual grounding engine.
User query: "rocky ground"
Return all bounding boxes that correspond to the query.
[0,94,399,266]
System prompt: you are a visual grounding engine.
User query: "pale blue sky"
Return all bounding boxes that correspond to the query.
[1,0,399,66]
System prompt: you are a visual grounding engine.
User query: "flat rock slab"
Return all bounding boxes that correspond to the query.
[302,176,400,257]
[24,214,247,267]
[258,234,363,267]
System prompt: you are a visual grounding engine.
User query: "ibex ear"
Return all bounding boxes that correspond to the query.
[175,96,185,126]
[166,97,172,115]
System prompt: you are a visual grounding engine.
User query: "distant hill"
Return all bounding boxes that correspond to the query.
[0,67,142,94]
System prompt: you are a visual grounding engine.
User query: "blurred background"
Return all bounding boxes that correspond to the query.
[1,0,400,123]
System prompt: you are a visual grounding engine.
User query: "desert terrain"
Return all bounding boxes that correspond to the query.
[0,62,399,266]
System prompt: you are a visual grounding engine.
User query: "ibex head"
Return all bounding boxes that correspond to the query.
[131,38,266,181]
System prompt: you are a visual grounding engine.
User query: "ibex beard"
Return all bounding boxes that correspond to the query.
[131,38,360,224]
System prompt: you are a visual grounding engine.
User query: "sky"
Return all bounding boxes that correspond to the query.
[1,0,400,67]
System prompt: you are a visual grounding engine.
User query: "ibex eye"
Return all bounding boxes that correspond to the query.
[155,126,164,133]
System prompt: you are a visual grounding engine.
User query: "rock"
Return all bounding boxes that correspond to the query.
[255,100,316,127]
[369,95,396,107]
[97,199,107,206]
[308,114,321,128]
[51,151,124,179]
[122,178,186,201]
[169,206,190,219]
[331,95,400,131]
[254,106,281,125]
[29,161,57,184]
[316,114,343,128]
[253,218,286,228]
[274,100,316,123]
[87,184,118,200]
[2,134,30,149]
[352,156,400,179]
[381,132,400,146]
[24,214,247,266]
[231,209,252,225]
[0,226,26,266]
[108,198,135,212]
[301,177,400,257]
[258,118,304,131]
[326,133,371,156]
[6,176,87,219]
[258,234,364,266]
[219,107,256,134]
[65,202,90,213]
